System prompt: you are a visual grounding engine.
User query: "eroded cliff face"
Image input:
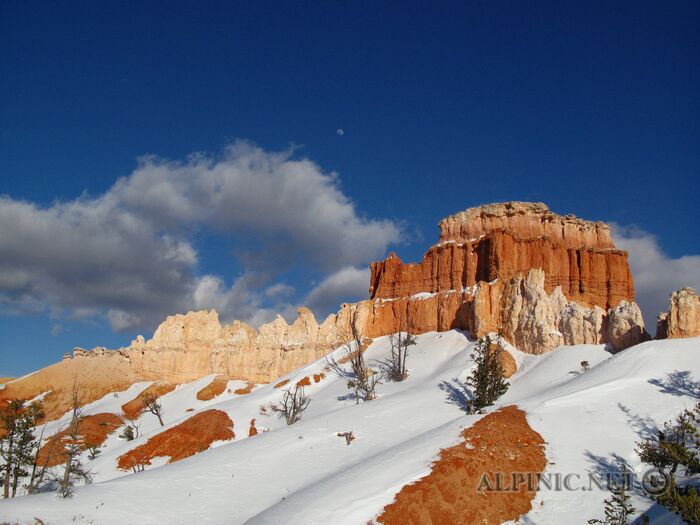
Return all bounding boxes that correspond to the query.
[49,202,651,390]
[365,202,648,353]
[657,288,700,339]
[370,202,634,309]
[119,307,365,384]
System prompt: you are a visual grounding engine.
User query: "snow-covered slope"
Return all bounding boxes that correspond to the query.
[1,333,698,525]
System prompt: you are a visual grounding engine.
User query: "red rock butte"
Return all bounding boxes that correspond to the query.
[360,201,646,354]
[370,201,633,308]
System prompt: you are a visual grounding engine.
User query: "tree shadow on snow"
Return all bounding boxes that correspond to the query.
[584,450,633,481]
[617,403,660,441]
[583,450,640,505]
[336,391,360,403]
[438,378,473,413]
[648,370,700,400]
[583,450,673,525]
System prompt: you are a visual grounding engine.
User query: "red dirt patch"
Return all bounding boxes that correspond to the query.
[37,412,123,467]
[296,376,311,387]
[248,418,258,437]
[234,382,255,395]
[313,373,325,383]
[117,409,234,470]
[377,405,546,525]
[121,383,176,420]
[273,379,290,389]
[196,376,229,401]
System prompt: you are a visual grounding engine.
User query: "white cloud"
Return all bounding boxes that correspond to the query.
[0,142,400,333]
[612,224,700,330]
[304,266,370,319]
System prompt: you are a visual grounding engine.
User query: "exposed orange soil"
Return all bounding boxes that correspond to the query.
[249,418,258,437]
[313,373,325,383]
[273,379,290,389]
[117,409,234,470]
[234,382,255,395]
[121,383,176,420]
[0,377,13,383]
[377,406,546,525]
[196,376,229,401]
[37,413,124,467]
[0,358,136,423]
[296,376,311,387]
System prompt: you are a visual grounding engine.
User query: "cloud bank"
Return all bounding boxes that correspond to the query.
[0,142,401,333]
[612,224,700,331]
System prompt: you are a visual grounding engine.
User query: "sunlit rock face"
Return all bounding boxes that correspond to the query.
[57,202,651,388]
[657,287,700,339]
[364,202,648,353]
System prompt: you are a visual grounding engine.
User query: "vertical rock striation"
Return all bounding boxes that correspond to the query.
[365,202,648,353]
[656,288,700,339]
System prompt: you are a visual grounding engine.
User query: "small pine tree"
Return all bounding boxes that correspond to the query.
[466,335,509,410]
[636,403,700,524]
[588,466,636,524]
[0,399,44,498]
[119,425,135,441]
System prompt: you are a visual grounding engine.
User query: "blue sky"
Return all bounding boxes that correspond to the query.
[1,1,698,376]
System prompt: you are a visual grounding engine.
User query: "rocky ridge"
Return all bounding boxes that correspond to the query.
[17,202,657,396]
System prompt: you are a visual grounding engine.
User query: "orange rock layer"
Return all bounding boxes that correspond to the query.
[370,230,633,310]
[363,202,644,352]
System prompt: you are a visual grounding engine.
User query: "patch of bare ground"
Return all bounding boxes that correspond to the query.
[0,358,136,423]
[117,409,234,470]
[377,405,546,525]
[296,376,312,387]
[273,379,290,389]
[37,413,123,467]
[196,375,229,401]
[121,382,176,420]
